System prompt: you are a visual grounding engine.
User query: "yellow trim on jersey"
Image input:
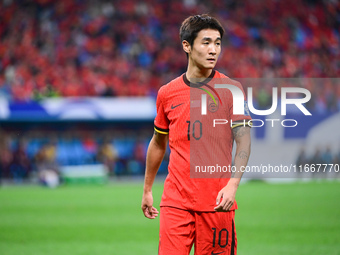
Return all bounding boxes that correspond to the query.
[231,121,253,129]
[154,127,169,134]
[231,123,245,129]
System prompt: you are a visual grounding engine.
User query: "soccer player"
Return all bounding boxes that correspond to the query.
[141,14,251,255]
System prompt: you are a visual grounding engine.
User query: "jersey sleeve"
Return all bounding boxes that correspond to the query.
[154,86,170,134]
[229,81,252,129]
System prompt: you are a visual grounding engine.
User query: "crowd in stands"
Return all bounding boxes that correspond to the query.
[295,145,340,178]
[0,128,170,182]
[1,125,339,182]
[0,0,339,112]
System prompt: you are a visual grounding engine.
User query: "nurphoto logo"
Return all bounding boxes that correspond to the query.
[200,83,312,128]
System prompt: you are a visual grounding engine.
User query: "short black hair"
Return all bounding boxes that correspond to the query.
[180,14,224,47]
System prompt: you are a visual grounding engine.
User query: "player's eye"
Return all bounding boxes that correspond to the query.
[216,42,221,46]
[203,42,209,45]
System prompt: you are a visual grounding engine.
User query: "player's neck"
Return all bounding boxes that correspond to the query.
[186,65,213,82]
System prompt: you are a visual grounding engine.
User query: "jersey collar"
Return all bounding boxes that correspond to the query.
[183,70,216,88]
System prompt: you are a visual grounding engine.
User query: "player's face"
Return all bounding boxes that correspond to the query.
[190,29,221,70]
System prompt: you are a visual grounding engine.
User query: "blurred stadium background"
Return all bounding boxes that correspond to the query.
[0,0,339,254]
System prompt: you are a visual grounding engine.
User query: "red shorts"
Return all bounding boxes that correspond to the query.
[159,206,237,255]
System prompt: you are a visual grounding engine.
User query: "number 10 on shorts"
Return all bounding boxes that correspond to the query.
[212,228,229,248]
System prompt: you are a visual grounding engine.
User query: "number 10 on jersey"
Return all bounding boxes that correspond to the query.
[186,120,202,141]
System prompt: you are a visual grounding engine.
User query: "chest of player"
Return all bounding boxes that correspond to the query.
[164,89,231,143]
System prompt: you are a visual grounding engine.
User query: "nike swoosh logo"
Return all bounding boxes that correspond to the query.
[171,103,184,109]
[211,252,225,255]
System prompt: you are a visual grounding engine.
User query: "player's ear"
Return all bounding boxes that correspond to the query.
[182,40,191,54]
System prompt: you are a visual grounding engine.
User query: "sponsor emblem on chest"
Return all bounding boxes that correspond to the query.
[208,97,219,112]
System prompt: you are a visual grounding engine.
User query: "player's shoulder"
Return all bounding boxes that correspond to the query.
[214,70,229,79]
[157,74,185,95]
[215,70,244,89]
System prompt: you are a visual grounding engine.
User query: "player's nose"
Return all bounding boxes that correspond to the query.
[209,45,217,55]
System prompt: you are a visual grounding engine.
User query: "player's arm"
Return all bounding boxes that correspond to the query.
[141,131,168,219]
[215,125,251,212]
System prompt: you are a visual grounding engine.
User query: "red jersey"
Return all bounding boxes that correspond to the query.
[154,70,251,211]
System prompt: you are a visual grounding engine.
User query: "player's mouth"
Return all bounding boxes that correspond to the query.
[207,58,215,63]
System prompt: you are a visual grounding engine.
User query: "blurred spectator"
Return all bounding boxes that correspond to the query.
[82,133,98,162]
[321,146,334,177]
[335,149,340,171]
[34,141,59,172]
[9,141,31,182]
[322,146,333,164]
[295,146,308,178]
[96,140,118,175]
[309,148,326,178]
[0,131,13,181]
[33,138,60,187]
[128,139,147,175]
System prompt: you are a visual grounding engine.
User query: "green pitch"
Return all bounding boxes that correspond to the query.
[0,180,339,255]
